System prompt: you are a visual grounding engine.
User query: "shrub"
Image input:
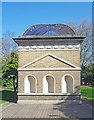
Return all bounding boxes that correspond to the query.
[2,79,13,87]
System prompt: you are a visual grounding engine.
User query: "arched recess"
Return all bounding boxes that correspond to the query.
[62,74,74,94]
[24,75,37,93]
[43,74,55,93]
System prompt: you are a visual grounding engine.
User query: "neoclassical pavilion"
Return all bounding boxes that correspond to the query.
[13,24,85,102]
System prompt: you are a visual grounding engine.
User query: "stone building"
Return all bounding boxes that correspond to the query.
[13,24,85,103]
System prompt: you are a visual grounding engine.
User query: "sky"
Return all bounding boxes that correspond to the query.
[1,0,94,2]
[2,2,92,37]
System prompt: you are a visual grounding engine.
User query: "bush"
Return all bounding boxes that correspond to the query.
[81,64,94,85]
[89,82,94,87]
[0,78,2,85]
[2,79,13,87]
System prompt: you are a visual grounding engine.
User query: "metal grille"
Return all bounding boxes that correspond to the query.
[23,24,75,36]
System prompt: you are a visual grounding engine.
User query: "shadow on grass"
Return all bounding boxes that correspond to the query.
[0,90,18,103]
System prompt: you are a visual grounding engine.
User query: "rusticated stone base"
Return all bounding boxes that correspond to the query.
[18,93,81,101]
[17,99,82,104]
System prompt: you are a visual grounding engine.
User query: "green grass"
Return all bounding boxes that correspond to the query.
[0,86,93,104]
[0,100,8,104]
[80,86,94,102]
[0,87,18,104]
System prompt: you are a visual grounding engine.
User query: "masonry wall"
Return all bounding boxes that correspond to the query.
[17,40,81,101]
[18,70,80,93]
[18,50,80,68]
[18,95,81,100]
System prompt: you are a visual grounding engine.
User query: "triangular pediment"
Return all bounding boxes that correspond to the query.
[20,53,79,69]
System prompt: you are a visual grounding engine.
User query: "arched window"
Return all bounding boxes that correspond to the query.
[24,75,37,93]
[62,75,74,94]
[43,75,55,93]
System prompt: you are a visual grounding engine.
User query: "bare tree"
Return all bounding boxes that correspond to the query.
[1,32,18,65]
[68,20,92,67]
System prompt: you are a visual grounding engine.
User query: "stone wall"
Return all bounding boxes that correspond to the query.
[18,50,80,67]
[18,94,81,100]
[18,70,80,93]
[17,39,81,101]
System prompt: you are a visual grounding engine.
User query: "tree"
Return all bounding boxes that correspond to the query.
[2,51,18,91]
[81,64,94,86]
[68,20,93,85]
[1,32,18,65]
[68,20,92,66]
[1,32,18,90]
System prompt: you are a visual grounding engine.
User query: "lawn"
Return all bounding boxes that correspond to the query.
[0,86,93,104]
[0,87,18,104]
[80,86,94,102]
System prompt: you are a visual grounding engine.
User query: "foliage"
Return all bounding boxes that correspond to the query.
[2,51,18,78]
[0,87,18,104]
[2,79,13,87]
[80,86,94,102]
[81,64,94,85]
[2,51,18,90]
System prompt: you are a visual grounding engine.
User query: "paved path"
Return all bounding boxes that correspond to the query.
[0,100,93,119]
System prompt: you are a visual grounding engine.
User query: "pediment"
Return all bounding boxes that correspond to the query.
[20,53,78,69]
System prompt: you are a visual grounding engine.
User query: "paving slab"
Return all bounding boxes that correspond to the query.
[1,100,93,119]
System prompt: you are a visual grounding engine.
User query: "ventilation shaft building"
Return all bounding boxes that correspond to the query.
[13,24,85,102]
